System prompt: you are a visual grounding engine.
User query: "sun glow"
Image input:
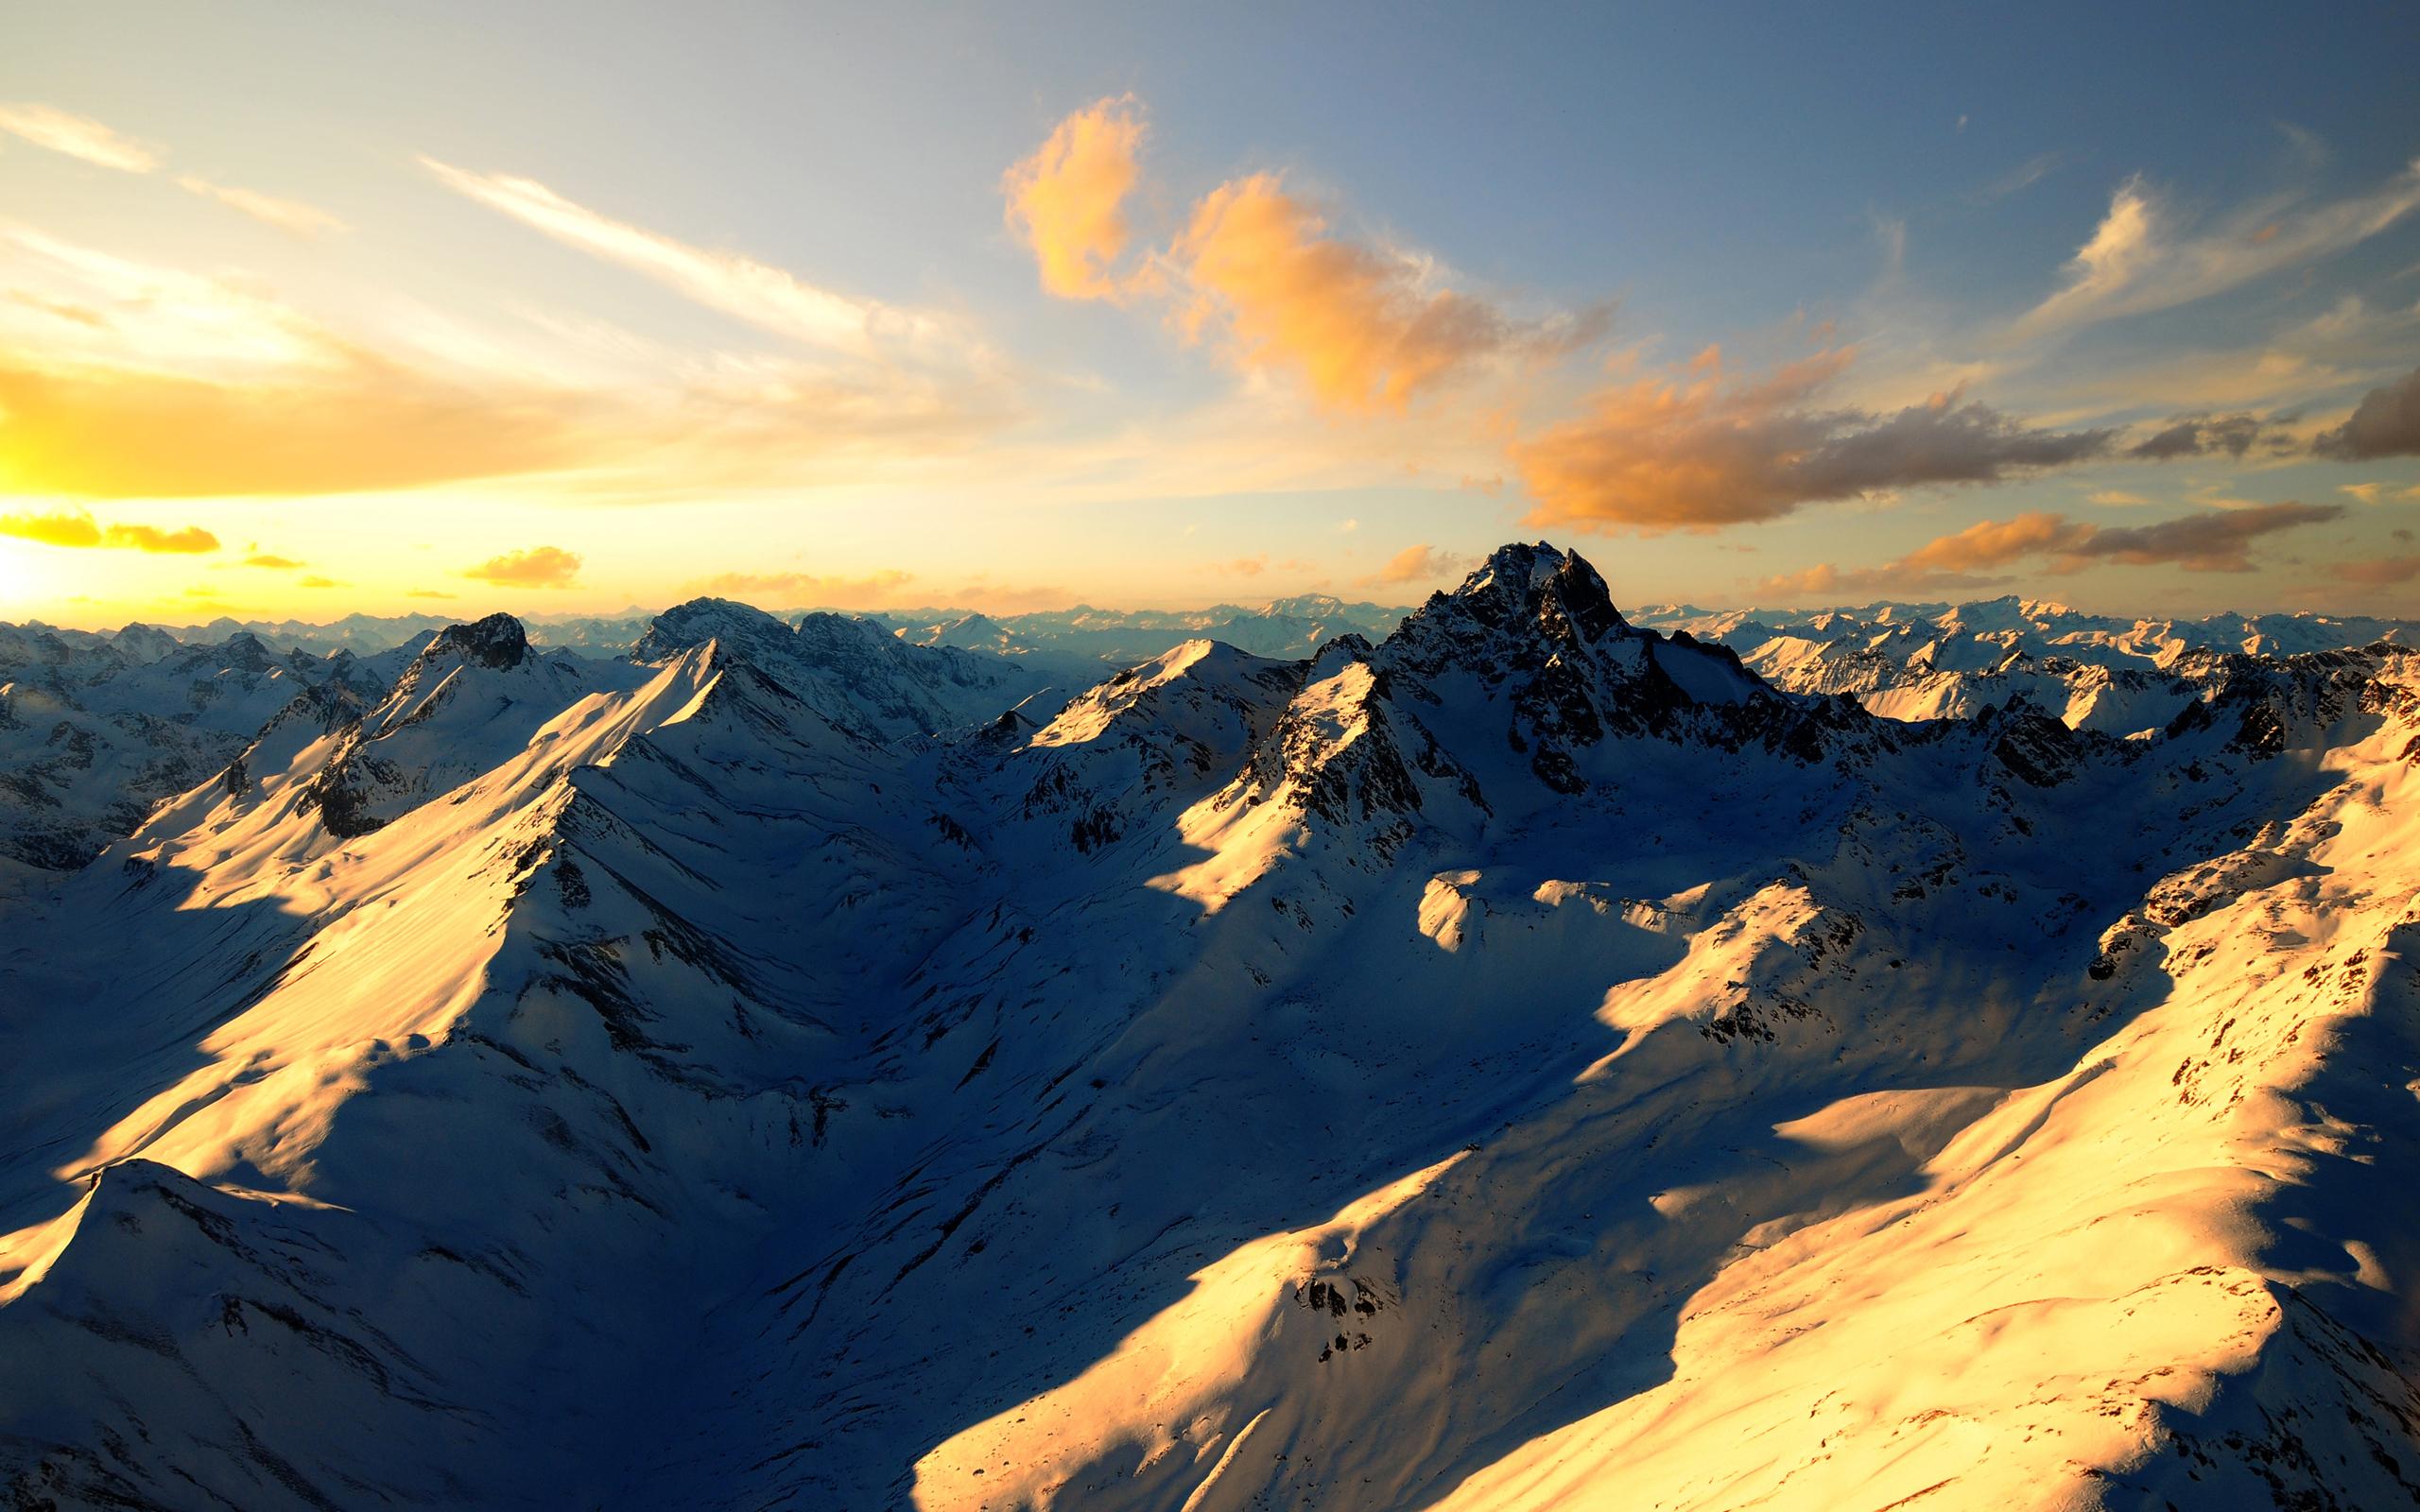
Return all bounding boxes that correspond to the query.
[0,543,35,613]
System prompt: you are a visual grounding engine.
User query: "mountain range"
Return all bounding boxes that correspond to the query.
[2,544,2415,1508]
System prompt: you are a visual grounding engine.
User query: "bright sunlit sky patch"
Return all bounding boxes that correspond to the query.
[3,1,2417,627]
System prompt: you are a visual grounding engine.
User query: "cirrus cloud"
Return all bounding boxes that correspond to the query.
[0,102,156,172]
[2009,159,2420,340]
[422,157,959,360]
[175,176,347,238]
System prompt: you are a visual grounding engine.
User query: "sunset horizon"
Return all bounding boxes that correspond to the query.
[5,5,2417,628]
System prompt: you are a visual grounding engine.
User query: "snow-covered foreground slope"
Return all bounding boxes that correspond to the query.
[1,546,2415,1510]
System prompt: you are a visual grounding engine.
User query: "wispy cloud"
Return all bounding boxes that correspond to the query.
[176,176,347,237]
[0,230,1011,499]
[0,103,346,238]
[0,102,156,171]
[2009,158,2420,339]
[2339,480,2420,505]
[1966,151,2061,205]
[421,157,959,360]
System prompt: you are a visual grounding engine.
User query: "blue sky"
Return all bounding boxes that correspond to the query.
[2,0,2416,624]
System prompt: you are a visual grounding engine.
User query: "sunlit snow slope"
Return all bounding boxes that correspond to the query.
[1,545,2414,1511]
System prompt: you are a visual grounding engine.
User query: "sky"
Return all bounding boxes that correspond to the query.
[2,0,2417,628]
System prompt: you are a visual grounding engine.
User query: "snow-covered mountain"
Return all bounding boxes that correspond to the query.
[1630,598,2420,737]
[0,621,428,894]
[122,594,1410,668]
[2,545,2416,1510]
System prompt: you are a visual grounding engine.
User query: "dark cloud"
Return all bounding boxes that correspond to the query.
[2056,501,2343,573]
[1763,501,2344,599]
[2126,411,2283,460]
[1517,352,2116,532]
[2314,366,2420,460]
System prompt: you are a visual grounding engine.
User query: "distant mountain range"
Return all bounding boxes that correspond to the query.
[95,593,1413,664]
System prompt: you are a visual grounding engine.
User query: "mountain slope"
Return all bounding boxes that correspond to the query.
[0,551,2414,1511]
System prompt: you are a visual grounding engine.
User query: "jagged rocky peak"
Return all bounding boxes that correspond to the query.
[629,597,793,664]
[109,623,181,665]
[1383,542,1635,685]
[1438,541,1628,644]
[421,612,529,670]
[216,630,277,674]
[790,610,894,654]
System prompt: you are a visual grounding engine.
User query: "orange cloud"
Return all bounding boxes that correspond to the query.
[0,358,593,497]
[685,568,915,609]
[1514,351,2113,533]
[0,103,156,172]
[1004,96,1148,300]
[1174,174,1519,412]
[241,553,305,569]
[0,509,218,552]
[1362,543,1471,587]
[1749,561,1993,600]
[463,545,582,588]
[1898,511,2096,573]
[2325,553,2420,587]
[0,226,1011,501]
